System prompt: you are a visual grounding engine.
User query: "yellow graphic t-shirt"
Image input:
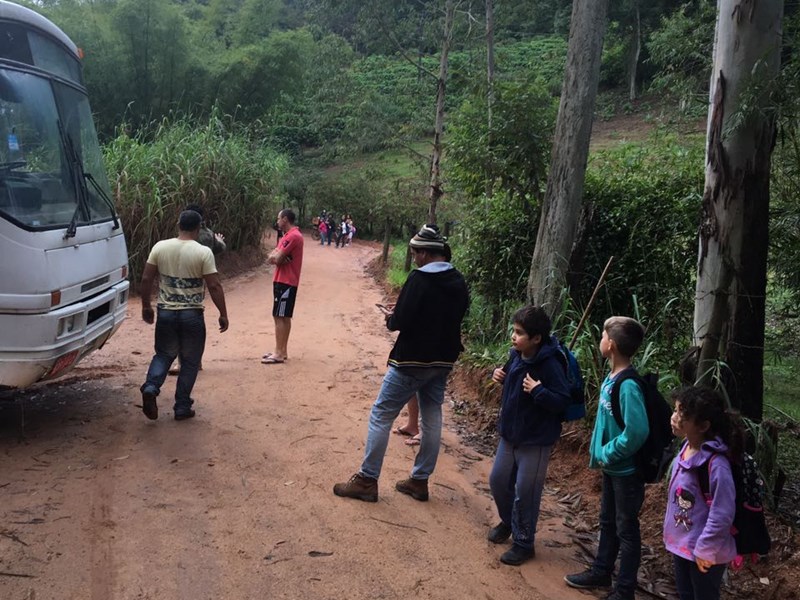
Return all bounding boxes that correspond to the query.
[146,238,217,310]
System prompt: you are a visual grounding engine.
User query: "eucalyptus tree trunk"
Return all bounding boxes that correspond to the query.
[526,0,609,311]
[427,0,455,225]
[693,0,783,421]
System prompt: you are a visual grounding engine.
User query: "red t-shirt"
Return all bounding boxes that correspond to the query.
[274,227,304,287]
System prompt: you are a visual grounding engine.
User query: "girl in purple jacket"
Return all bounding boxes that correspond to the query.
[664,386,743,600]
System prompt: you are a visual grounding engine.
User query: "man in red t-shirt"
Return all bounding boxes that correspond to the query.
[262,208,304,364]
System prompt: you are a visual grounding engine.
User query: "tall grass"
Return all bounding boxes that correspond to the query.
[105,110,288,287]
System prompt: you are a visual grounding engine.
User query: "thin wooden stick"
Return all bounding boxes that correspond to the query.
[569,256,615,350]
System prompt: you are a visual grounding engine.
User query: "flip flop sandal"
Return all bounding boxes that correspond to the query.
[261,356,285,364]
[404,435,421,447]
[393,426,416,437]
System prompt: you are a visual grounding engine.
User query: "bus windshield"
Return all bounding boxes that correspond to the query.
[0,67,113,230]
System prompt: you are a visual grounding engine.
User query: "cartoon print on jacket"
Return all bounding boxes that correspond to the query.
[674,487,695,531]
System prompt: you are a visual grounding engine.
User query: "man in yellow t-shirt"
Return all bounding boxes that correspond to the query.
[139,210,229,421]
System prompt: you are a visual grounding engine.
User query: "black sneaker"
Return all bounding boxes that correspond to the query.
[564,569,612,589]
[174,408,196,421]
[142,391,158,420]
[487,522,512,544]
[499,544,534,566]
[604,591,635,600]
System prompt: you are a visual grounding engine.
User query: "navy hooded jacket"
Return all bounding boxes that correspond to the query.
[497,336,571,447]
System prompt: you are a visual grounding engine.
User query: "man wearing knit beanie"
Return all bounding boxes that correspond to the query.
[334,224,469,503]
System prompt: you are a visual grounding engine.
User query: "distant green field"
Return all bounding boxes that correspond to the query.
[317,141,429,183]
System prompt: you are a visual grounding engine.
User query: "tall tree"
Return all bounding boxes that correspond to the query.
[526,0,609,311]
[485,0,495,199]
[627,0,640,100]
[427,0,456,225]
[692,0,783,421]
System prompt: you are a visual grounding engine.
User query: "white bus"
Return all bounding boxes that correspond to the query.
[0,1,128,389]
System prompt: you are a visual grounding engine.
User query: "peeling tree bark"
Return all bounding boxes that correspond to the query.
[693,0,783,420]
[526,0,609,311]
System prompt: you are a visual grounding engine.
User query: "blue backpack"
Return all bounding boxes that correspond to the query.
[555,342,586,422]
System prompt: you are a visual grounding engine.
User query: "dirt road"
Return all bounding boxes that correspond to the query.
[0,235,590,600]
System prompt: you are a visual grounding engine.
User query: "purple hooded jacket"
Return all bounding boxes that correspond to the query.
[663,437,737,564]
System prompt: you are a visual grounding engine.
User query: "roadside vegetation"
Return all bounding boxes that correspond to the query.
[104,112,287,286]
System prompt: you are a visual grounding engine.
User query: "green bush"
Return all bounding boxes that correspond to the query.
[448,79,558,201]
[452,192,539,314]
[646,2,716,112]
[578,132,704,363]
[448,76,557,323]
[105,111,288,286]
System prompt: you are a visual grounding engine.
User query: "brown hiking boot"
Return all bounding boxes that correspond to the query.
[333,473,378,502]
[395,477,429,501]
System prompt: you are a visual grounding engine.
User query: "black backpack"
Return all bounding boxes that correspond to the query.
[697,452,771,559]
[610,367,675,483]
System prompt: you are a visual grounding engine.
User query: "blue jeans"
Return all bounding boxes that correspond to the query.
[489,439,552,551]
[593,472,645,596]
[359,366,450,481]
[673,555,726,600]
[141,308,206,411]
[320,232,327,245]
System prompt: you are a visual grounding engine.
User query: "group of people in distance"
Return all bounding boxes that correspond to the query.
[136,212,741,600]
[317,211,356,248]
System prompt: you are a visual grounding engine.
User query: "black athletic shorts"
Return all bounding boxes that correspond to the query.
[273,282,298,318]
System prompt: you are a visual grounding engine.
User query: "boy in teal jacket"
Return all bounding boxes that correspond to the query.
[565,317,648,600]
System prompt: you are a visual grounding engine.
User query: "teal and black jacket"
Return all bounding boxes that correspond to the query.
[589,371,649,476]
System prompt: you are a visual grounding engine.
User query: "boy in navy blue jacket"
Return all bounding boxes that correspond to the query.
[488,306,571,565]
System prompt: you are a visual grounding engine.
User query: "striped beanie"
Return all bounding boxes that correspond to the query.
[409,224,446,252]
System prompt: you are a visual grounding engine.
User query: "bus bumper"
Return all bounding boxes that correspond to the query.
[0,280,129,390]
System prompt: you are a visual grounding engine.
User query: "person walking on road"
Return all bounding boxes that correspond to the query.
[139,210,229,421]
[169,203,225,376]
[262,208,304,365]
[333,224,469,503]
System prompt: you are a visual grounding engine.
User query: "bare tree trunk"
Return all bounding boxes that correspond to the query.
[693,0,783,421]
[382,216,391,264]
[526,0,609,311]
[427,0,455,225]
[628,1,640,102]
[485,0,495,200]
[486,0,495,129]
